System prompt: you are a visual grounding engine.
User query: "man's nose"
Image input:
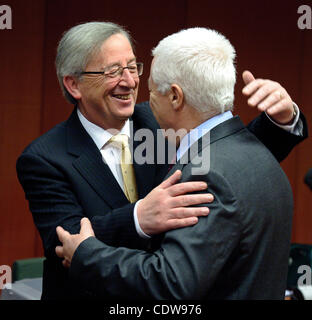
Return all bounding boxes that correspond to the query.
[119,68,137,87]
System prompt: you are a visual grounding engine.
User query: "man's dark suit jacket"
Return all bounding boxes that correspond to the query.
[16,102,168,299]
[69,116,296,300]
[16,102,307,299]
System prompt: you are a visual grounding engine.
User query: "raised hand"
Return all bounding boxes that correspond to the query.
[242,70,296,125]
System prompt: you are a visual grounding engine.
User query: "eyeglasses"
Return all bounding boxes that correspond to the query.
[80,62,143,80]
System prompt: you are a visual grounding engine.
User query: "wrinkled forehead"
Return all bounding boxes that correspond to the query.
[88,33,136,68]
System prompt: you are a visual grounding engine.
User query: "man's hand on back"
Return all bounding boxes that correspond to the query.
[137,170,213,235]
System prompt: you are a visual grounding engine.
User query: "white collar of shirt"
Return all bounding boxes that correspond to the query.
[77,108,131,149]
[177,111,233,161]
[77,109,147,240]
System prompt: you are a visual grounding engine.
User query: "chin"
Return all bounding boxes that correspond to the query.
[118,105,135,120]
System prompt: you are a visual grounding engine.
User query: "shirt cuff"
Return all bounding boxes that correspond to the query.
[133,199,151,239]
[265,103,302,136]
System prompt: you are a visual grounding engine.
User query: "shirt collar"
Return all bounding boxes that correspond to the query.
[177,111,233,161]
[77,108,131,150]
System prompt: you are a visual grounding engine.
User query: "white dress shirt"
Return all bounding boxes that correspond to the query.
[77,109,147,238]
[266,103,301,135]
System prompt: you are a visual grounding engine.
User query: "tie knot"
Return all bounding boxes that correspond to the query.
[109,134,129,149]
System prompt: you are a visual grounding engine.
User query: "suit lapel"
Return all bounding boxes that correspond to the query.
[66,110,128,208]
[131,119,157,198]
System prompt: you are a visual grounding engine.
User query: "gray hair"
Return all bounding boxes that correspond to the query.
[55,21,134,104]
[151,27,236,114]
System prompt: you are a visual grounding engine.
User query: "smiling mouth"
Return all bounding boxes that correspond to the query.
[113,94,131,100]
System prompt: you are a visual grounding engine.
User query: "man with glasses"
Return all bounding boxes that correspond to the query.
[17,22,307,299]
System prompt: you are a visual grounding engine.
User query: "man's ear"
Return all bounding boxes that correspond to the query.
[63,76,82,100]
[169,84,184,111]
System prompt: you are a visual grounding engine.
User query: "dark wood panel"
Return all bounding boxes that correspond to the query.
[291,29,312,244]
[0,0,46,267]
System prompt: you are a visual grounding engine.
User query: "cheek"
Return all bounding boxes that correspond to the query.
[133,79,139,97]
[149,97,158,117]
[135,78,140,89]
[82,76,105,90]
[102,82,118,98]
[149,98,160,118]
[149,92,154,107]
[79,80,106,102]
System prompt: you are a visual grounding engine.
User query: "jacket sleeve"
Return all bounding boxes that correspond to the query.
[69,170,242,300]
[246,112,308,162]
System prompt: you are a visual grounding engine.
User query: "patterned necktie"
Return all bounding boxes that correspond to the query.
[109,134,138,203]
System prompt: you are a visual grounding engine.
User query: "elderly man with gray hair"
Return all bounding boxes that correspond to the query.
[55,26,305,300]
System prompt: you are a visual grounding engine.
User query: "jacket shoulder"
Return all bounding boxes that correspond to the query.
[19,120,67,157]
[132,101,160,130]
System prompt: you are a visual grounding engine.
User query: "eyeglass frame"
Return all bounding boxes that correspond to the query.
[79,62,144,79]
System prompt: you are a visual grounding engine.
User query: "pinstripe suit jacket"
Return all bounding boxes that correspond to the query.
[16,102,168,299]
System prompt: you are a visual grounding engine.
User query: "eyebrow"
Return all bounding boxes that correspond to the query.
[100,57,137,71]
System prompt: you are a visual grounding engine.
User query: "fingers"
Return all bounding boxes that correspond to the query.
[242,70,255,86]
[160,170,182,189]
[170,193,214,208]
[242,78,266,100]
[265,99,290,116]
[257,90,283,111]
[241,71,295,124]
[168,181,208,197]
[55,245,64,258]
[55,246,71,268]
[80,217,95,237]
[159,205,212,233]
[56,226,70,244]
[242,77,290,110]
[165,217,199,230]
[246,82,282,108]
[62,259,71,268]
[55,226,72,266]
[170,206,210,218]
